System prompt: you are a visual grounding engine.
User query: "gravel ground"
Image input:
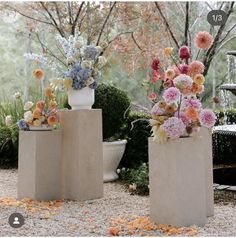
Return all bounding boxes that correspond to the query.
[0,169,235,237]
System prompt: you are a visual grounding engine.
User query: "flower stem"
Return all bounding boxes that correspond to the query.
[196,49,201,60]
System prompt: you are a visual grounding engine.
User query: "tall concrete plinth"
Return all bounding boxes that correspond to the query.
[149,135,209,227]
[18,131,62,201]
[199,128,214,217]
[60,109,103,200]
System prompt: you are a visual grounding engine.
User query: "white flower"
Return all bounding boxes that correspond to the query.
[96,46,102,53]
[24,101,34,111]
[142,163,146,166]
[66,57,75,65]
[81,60,92,69]
[86,77,94,86]
[24,111,33,123]
[14,92,21,99]
[50,78,64,91]
[116,169,121,174]
[5,115,13,126]
[75,41,83,49]
[121,167,126,171]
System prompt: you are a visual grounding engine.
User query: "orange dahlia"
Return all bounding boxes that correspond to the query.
[47,115,58,126]
[185,107,199,121]
[33,108,41,119]
[33,69,44,80]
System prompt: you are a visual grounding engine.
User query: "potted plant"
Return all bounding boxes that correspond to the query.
[93,84,130,182]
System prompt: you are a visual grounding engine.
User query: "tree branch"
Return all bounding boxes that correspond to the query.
[203,2,235,76]
[131,32,143,51]
[154,2,179,49]
[71,2,85,35]
[40,2,65,37]
[184,2,189,46]
[96,2,117,46]
[219,23,236,44]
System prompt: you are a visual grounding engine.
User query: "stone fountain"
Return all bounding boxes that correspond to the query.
[220,51,236,96]
[213,50,236,188]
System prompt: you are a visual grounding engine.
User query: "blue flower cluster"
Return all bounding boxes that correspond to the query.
[64,62,99,90]
[17,119,29,131]
[83,46,99,60]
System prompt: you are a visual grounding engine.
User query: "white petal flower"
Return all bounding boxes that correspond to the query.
[24,111,33,123]
[14,92,21,99]
[5,115,13,126]
[24,101,34,111]
[116,169,121,174]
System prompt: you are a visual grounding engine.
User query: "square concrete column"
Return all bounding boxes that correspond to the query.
[18,131,62,201]
[60,109,103,201]
[149,136,207,227]
[199,128,214,217]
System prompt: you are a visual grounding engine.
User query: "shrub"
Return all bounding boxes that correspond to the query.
[92,84,131,140]
[119,111,151,169]
[0,125,19,168]
[119,163,149,195]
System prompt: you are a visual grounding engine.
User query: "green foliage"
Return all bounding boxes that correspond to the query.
[92,83,131,140]
[0,125,18,167]
[119,163,149,195]
[119,111,151,168]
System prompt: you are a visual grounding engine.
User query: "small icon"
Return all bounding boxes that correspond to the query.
[8,213,24,228]
[207,10,228,26]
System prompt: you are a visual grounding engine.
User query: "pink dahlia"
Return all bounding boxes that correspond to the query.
[199,109,216,128]
[188,61,205,76]
[148,92,157,101]
[173,74,193,94]
[179,64,189,74]
[163,87,181,103]
[182,97,202,110]
[151,59,160,71]
[195,31,214,50]
[174,111,190,126]
[163,117,186,139]
[151,103,165,116]
[179,46,190,60]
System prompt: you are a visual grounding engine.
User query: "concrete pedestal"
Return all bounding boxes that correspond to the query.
[149,135,208,227]
[199,128,214,217]
[60,109,103,200]
[18,131,62,201]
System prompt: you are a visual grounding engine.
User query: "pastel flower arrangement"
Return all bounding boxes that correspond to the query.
[25,34,108,91]
[145,31,216,143]
[17,87,59,131]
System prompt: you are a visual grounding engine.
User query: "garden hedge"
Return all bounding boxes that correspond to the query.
[119,111,151,169]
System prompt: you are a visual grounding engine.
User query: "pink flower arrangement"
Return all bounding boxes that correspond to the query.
[147,31,216,142]
[195,31,214,50]
[199,109,216,128]
[163,87,181,103]
[163,117,186,139]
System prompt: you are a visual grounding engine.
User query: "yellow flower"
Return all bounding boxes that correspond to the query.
[194,74,205,85]
[152,125,167,143]
[33,108,41,119]
[33,119,42,127]
[158,101,167,109]
[63,78,73,89]
[48,100,57,110]
[163,47,173,57]
[39,116,46,123]
[165,68,175,79]
[44,87,53,97]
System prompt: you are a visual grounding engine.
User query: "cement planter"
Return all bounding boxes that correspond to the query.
[149,131,213,227]
[68,87,95,110]
[103,140,127,182]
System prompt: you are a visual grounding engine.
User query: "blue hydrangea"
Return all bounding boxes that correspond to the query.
[17,119,29,131]
[83,46,99,61]
[72,79,86,90]
[77,68,92,81]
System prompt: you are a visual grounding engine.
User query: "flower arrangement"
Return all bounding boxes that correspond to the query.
[25,34,107,92]
[145,31,216,143]
[17,87,59,131]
